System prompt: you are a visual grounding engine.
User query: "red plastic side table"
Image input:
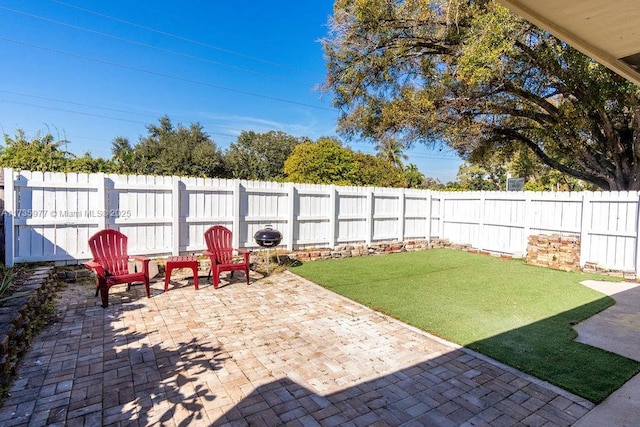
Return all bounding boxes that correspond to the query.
[164,256,199,291]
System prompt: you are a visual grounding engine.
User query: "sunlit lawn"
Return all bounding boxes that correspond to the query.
[290,249,640,403]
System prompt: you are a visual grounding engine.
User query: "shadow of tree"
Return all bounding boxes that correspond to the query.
[210,349,593,426]
[0,275,232,425]
[467,298,640,403]
[94,281,230,425]
[119,336,228,426]
[209,291,639,425]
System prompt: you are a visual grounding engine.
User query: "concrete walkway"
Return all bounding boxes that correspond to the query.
[573,280,640,427]
[0,271,602,426]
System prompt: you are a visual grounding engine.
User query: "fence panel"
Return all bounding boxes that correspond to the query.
[181,177,235,253]
[295,184,332,248]
[581,191,639,271]
[528,192,583,235]
[481,193,527,255]
[242,181,289,249]
[372,188,401,242]
[107,174,174,256]
[9,171,103,263]
[440,192,482,248]
[404,190,430,240]
[335,186,369,245]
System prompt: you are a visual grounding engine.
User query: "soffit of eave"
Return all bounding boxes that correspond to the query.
[496,0,640,86]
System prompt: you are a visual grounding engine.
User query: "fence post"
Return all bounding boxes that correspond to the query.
[635,193,640,278]
[398,189,405,242]
[329,185,337,248]
[172,176,180,255]
[366,188,373,246]
[522,191,532,257]
[0,170,4,264]
[425,190,432,242]
[478,192,486,251]
[3,168,14,267]
[286,183,295,251]
[579,191,593,269]
[233,180,241,249]
[95,173,107,231]
[438,191,445,238]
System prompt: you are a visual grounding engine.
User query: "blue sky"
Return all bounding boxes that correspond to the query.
[0,0,463,182]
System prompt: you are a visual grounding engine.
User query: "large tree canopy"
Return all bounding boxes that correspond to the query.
[323,0,640,190]
[284,137,404,187]
[225,130,305,181]
[127,116,226,177]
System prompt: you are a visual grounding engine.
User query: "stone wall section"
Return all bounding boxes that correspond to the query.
[526,234,581,272]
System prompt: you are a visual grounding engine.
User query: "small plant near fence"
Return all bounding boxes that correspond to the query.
[0,264,36,305]
[0,265,15,304]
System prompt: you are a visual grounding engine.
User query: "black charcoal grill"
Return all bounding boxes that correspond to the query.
[254,225,282,247]
[254,225,282,274]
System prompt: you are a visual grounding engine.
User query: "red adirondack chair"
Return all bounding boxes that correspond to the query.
[203,225,250,289]
[86,229,151,308]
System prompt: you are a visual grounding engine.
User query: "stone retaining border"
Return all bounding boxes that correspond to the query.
[59,238,508,284]
[0,265,56,400]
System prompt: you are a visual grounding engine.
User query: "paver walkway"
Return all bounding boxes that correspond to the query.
[0,270,593,426]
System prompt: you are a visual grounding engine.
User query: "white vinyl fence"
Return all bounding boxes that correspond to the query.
[3,168,640,275]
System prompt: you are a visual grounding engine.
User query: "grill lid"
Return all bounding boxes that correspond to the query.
[254,225,282,247]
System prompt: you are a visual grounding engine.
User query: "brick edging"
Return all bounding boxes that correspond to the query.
[0,266,57,400]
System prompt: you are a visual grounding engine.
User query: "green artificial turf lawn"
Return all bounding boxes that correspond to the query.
[290,249,640,403]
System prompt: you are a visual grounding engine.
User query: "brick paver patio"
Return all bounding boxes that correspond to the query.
[0,270,593,426]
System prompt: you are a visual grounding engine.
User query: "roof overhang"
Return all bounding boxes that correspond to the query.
[496,0,640,86]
